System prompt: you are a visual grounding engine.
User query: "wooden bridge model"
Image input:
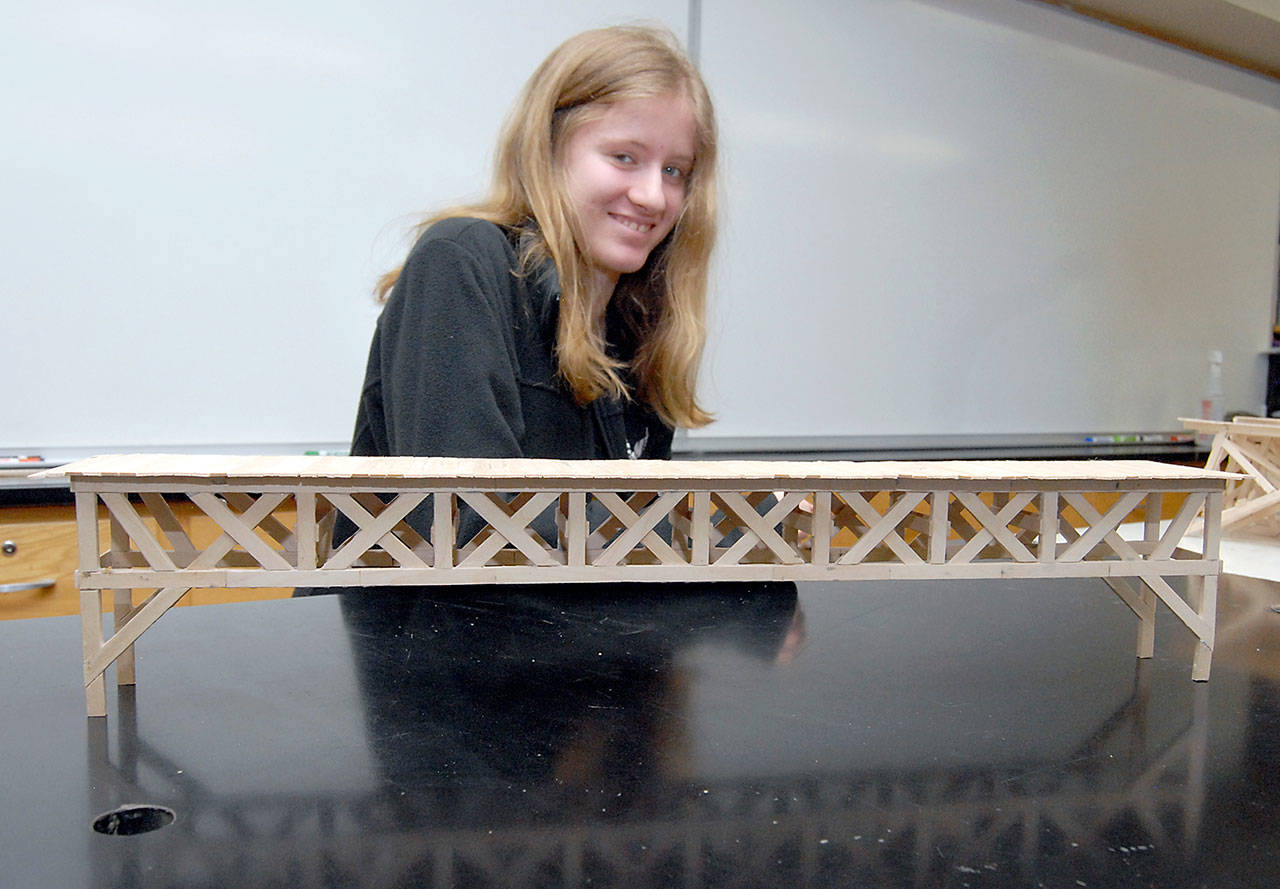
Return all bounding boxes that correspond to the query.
[42,455,1233,716]
[1181,415,1280,534]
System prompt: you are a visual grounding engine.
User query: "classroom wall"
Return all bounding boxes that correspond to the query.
[691,0,1280,441]
[3,0,1279,458]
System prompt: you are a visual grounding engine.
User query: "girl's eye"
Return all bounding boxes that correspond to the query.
[614,153,634,164]
[663,165,688,181]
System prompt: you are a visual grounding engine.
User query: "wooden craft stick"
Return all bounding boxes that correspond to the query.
[99,494,177,571]
[187,492,291,570]
[1103,576,1156,658]
[1057,492,1146,563]
[84,586,193,683]
[1151,494,1207,561]
[295,490,317,570]
[139,493,198,566]
[715,491,806,566]
[433,493,454,569]
[691,491,711,566]
[456,492,560,567]
[836,491,927,566]
[113,588,136,685]
[39,454,1238,486]
[811,491,832,566]
[1219,439,1277,492]
[950,492,1037,564]
[567,492,587,567]
[592,491,685,567]
[80,587,107,717]
[1038,491,1059,563]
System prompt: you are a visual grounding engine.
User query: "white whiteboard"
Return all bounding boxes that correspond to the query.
[693,0,1280,440]
[3,0,1279,458]
[0,0,687,456]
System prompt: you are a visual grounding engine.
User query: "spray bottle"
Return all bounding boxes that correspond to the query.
[1196,350,1223,446]
[1201,350,1223,422]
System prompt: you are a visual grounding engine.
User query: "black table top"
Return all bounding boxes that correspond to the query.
[4,574,1279,888]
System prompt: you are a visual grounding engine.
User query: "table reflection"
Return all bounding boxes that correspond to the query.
[338,582,804,800]
[82,578,1248,888]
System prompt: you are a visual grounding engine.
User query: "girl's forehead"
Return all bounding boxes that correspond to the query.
[579,95,697,146]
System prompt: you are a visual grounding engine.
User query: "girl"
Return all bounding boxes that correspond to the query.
[347,24,717,466]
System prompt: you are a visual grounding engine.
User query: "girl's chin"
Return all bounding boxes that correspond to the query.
[589,248,649,279]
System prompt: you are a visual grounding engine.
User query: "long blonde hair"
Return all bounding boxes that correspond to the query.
[376,24,716,429]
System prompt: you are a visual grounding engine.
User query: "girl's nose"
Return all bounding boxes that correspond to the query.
[628,166,666,214]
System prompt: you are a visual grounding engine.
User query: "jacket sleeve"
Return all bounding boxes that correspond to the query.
[377,227,526,458]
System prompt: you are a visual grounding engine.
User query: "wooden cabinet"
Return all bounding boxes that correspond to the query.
[0,502,294,621]
[0,505,81,620]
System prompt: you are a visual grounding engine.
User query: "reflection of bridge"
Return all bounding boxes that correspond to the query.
[44,455,1233,715]
[89,674,1206,889]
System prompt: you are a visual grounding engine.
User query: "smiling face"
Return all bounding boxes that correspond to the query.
[559,93,698,299]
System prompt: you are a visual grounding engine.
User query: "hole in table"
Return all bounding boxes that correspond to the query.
[92,804,176,836]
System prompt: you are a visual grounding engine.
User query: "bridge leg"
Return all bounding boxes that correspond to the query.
[1190,572,1217,682]
[1136,586,1157,660]
[81,588,107,718]
[1103,577,1156,659]
[1192,492,1223,682]
[114,588,136,686]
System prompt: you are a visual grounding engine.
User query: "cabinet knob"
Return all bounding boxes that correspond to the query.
[1,540,16,556]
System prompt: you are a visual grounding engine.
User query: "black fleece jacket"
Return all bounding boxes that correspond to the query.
[349,216,673,464]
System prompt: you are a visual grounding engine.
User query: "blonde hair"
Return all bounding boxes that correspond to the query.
[376,24,716,429]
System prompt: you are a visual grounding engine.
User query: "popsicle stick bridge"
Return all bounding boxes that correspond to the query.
[1181,416,1280,533]
[43,455,1234,716]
